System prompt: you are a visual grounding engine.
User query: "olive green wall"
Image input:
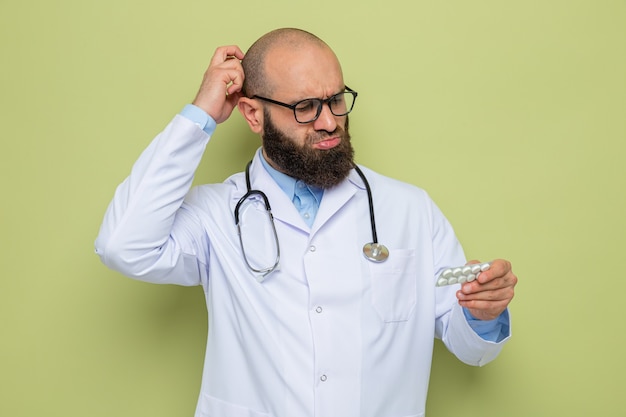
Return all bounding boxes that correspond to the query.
[1,0,624,416]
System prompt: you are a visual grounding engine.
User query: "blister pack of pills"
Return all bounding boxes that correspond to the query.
[436,262,491,287]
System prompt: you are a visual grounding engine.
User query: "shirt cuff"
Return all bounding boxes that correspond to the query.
[180,104,217,135]
[463,307,510,343]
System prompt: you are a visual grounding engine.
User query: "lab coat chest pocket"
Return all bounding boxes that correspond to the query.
[368,248,417,322]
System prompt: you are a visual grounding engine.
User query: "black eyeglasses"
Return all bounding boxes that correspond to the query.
[251,86,358,124]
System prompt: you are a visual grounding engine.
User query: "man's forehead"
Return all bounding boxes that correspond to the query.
[264,43,342,80]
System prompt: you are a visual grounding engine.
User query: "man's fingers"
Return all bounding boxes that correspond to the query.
[462,299,511,321]
[457,286,514,302]
[226,70,244,94]
[210,45,245,66]
[461,273,515,295]
[480,259,511,282]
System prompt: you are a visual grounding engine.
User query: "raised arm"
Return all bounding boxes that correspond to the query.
[94,46,245,285]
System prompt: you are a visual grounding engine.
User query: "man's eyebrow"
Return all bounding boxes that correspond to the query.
[296,86,347,102]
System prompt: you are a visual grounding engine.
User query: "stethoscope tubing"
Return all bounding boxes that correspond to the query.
[353,165,379,246]
[234,160,389,278]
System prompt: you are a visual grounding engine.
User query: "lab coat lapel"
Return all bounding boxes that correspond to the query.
[245,154,310,232]
[235,153,366,234]
[311,169,364,234]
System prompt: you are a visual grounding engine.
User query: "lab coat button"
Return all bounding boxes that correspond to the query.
[315,306,323,313]
[309,245,316,252]
[320,374,327,382]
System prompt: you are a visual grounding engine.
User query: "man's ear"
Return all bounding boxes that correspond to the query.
[237,98,264,134]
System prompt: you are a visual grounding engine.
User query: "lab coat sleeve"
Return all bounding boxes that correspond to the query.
[429,198,511,366]
[443,303,511,366]
[94,115,211,286]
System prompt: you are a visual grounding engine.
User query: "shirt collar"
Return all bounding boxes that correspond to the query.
[258,149,324,204]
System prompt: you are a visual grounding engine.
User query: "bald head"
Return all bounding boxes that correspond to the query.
[242,28,334,97]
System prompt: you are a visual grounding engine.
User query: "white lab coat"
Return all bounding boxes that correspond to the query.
[95,115,510,417]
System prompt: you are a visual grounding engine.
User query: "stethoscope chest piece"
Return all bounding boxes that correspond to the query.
[363,242,389,262]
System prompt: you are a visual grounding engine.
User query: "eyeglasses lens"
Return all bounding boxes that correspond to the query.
[294,92,356,123]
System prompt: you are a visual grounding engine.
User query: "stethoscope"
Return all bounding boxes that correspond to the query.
[234,161,389,278]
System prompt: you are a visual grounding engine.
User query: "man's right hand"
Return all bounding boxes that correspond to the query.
[192,45,246,124]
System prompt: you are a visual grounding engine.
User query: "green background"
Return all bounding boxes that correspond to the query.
[1,0,624,416]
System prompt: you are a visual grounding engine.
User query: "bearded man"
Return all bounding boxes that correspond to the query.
[95,28,517,417]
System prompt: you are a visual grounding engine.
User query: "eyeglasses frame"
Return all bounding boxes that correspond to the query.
[251,86,358,124]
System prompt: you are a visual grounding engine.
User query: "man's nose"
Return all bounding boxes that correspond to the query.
[312,103,338,132]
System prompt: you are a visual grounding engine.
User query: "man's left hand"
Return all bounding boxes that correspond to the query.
[456,259,517,321]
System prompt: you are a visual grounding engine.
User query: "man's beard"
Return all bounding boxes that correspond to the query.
[262,111,355,189]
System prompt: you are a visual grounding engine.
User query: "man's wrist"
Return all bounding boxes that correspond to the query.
[180,104,217,135]
[463,307,510,343]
